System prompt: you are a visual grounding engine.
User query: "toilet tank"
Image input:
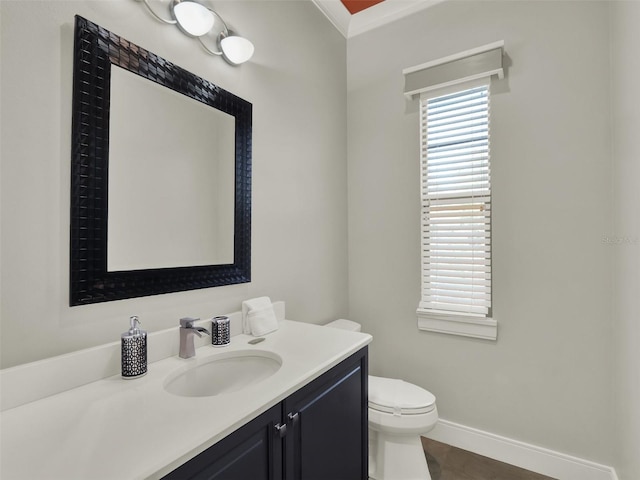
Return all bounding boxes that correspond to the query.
[325,319,362,332]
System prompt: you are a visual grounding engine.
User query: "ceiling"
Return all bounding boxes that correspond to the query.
[341,0,385,15]
[311,0,446,38]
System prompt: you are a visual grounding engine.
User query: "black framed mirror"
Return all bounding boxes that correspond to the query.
[70,15,251,306]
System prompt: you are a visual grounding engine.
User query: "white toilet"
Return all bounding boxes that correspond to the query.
[325,319,438,480]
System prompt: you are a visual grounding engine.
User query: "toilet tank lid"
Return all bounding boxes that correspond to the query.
[325,319,361,332]
[368,375,436,414]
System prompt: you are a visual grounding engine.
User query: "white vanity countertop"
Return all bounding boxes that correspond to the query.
[0,320,371,480]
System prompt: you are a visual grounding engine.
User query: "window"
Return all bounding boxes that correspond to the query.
[417,79,497,340]
[403,41,504,339]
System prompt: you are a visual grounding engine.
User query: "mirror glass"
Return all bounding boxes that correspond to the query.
[70,16,252,306]
[107,66,235,271]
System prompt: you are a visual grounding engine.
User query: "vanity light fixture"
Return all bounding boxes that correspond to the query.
[137,0,254,65]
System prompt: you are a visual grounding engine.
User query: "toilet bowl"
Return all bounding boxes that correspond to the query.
[325,319,438,480]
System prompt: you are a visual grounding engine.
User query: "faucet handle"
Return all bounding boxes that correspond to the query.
[180,317,200,329]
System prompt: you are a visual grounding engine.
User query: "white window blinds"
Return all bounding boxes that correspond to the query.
[419,81,492,319]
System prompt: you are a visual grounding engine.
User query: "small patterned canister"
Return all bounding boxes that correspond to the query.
[211,316,231,347]
[121,316,147,378]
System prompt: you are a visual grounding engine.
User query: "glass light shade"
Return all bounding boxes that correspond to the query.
[220,36,255,65]
[173,1,215,37]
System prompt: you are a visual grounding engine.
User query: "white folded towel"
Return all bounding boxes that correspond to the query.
[247,305,279,336]
[242,296,279,336]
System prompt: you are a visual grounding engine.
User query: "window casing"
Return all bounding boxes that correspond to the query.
[417,78,497,340]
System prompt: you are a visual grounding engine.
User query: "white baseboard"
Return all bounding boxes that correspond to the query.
[425,419,618,480]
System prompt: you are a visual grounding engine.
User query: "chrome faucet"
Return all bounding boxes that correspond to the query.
[179,317,210,359]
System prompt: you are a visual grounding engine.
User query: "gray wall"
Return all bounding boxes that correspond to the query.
[0,0,348,368]
[347,0,614,465]
[611,2,640,479]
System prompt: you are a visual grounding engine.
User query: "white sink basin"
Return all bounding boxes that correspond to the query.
[164,350,282,397]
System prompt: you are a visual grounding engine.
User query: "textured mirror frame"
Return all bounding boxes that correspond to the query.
[70,15,251,306]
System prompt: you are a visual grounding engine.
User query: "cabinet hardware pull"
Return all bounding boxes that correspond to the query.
[275,422,287,438]
[288,412,299,426]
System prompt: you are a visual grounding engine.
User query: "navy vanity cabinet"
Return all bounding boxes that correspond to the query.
[284,346,368,480]
[161,403,283,480]
[162,347,368,480]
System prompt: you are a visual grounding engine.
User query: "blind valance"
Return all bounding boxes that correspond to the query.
[404,41,504,99]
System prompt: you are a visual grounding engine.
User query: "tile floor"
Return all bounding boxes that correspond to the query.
[421,437,557,480]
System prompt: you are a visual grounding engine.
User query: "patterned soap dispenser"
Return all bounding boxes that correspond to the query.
[121,316,147,379]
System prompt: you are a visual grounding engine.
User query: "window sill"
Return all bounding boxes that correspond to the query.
[416,309,497,341]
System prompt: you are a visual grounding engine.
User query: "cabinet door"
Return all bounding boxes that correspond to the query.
[284,347,368,480]
[162,404,283,480]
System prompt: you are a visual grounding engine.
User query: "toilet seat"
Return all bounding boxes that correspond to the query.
[368,375,436,415]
